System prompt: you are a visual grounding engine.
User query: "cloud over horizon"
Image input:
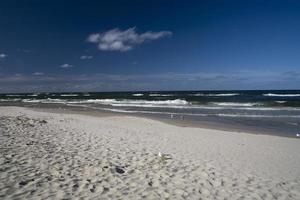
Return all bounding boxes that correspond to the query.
[87,27,172,52]
[0,53,7,59]
[60,64,74,68]
[80,55,93,60]
[33,72,44,76]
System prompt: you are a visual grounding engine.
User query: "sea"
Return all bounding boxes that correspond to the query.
[1,90,300,138]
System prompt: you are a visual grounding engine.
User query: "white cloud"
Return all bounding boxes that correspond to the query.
[33,72,44,76]
[80,55,93,60]
[0,53,7,59]
[87,27,172,52]
[60,64,74,68]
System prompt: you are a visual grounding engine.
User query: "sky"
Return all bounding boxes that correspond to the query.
[0,0,300,93]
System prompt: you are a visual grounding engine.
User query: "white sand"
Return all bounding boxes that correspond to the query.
[0,106,300,199]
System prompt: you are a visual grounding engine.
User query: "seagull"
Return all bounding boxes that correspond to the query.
[158,152,172,160]
[158,152,162,157]
[296,134,300,137]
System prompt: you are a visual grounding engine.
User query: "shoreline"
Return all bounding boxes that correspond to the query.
[2,103,299,138]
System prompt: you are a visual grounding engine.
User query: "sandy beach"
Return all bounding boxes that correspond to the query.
[0,106,300,199]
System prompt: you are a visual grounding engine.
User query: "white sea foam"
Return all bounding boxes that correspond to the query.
[22,98,67,104]
[213,93,240,96]
[60,94,79,97]
[85,99,116,104]
[27,94,39,97]
[212,102,259,107]
[17,98,299,111]
[22,99,43,103]
[109,103,189,108]
[81,99,190,106]
[149,94,174,97]
[6,94,24,97]
[190,93,239,97]
[44,98,67,103]
[263,93,300,97]
[275,101,287,104]
[132,93,144,96]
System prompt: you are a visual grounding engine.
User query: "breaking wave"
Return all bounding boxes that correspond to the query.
[263,93,300,97]
[212,102,260,107]
[132,93,144,96]
[190,93,239,97]
[80,99,189,106]
[149,94,174,97]
[60,94,79,97]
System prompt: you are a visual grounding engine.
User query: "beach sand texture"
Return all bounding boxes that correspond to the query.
[0,106,300,199]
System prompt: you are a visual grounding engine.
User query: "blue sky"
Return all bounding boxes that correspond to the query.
[0,0,300,92]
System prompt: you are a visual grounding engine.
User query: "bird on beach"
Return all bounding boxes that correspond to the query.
[158,152,172,160]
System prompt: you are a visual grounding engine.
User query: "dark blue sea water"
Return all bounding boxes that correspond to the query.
[1,90,300,137]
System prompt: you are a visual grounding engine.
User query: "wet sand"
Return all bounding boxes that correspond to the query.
[3,102,298,138]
